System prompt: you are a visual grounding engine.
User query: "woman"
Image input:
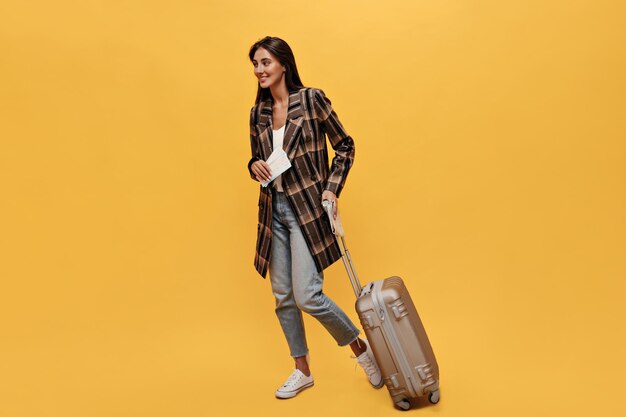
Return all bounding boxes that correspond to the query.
[247,36,383,399]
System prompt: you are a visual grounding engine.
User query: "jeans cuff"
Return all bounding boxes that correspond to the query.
[290,349,309,359]
[338,329,361,347]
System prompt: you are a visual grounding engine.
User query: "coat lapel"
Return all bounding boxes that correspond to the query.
[256,89,305,162]
[256,100,273,161]
[281,90,305,160]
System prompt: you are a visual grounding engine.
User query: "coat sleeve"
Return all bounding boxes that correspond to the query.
[248,106,260,181]
[313,88,355,198]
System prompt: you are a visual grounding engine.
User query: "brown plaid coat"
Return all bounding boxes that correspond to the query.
[248,87,355,278]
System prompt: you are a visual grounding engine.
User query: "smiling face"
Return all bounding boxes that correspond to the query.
[252,47,286,90]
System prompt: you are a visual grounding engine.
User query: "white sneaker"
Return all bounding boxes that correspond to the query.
[275,369,314,399]
[354,339,384,389]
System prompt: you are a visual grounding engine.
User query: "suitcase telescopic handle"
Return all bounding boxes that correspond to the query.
[322,200,363,298]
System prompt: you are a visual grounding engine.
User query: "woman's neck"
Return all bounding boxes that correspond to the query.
[270,83,289,107]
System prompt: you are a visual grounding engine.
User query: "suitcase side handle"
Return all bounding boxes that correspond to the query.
[322,200,363,298]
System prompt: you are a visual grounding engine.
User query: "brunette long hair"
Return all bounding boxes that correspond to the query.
[248,36,306,104]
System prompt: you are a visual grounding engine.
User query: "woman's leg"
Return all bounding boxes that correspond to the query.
[280,198,362,347]
[270,192,315,399]
[269,192,309,366]
[349,338,367,356]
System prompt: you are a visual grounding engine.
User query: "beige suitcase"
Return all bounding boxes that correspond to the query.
[323,201,440,410]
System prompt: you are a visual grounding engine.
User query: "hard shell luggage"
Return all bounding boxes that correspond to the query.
[322,201,440,410]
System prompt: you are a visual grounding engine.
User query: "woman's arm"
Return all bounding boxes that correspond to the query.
[248,106,272,182]
[313,89,355,198]
[248,107,259,180]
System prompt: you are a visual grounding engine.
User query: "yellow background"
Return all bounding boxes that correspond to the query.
[1,1,625,416]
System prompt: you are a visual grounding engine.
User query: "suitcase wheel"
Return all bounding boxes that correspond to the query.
[394,399,411,411]
[428,389,440,404]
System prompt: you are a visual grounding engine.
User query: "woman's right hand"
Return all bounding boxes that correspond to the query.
[251,160,272,182]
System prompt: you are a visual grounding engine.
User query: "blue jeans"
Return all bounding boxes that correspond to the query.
[269,190,361,358]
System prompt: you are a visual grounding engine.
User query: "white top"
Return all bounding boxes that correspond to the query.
[272,125,286,191]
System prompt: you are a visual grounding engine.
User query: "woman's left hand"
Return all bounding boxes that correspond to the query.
[321,190,338,219]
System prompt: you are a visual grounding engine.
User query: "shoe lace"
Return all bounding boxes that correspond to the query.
[283,370,302,387]
[352,353,378,376]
